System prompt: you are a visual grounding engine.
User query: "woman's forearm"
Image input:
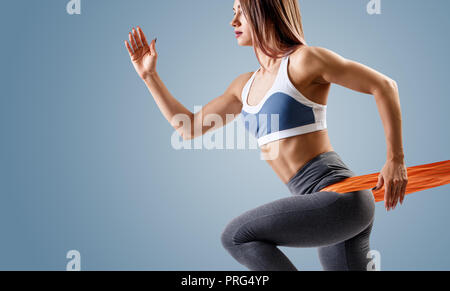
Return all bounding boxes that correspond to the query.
[373,81,405,162]
[143,73,194,139]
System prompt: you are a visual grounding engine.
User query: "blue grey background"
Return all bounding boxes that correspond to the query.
[0,0,449,270]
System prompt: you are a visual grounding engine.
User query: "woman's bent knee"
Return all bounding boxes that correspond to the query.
[220,218,243,250]
[220,227,234,250]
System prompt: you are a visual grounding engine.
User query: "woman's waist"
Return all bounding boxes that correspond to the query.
[285,150,356,195]
[262,133,333,183]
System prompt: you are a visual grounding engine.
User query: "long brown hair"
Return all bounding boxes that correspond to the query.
[240,0,307,70]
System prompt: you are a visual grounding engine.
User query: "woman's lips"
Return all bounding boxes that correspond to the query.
[235,32,243,38]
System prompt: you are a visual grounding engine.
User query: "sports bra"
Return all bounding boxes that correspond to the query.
[240,54,327,147]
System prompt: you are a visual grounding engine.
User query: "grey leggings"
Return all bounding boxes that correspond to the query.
[221,151,376,271]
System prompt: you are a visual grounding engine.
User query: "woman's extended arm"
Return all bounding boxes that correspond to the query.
[301,46,408,211]
[124,26,243,140]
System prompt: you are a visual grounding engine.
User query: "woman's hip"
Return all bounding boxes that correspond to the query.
[286,151,357,195]
[285,150,375,225]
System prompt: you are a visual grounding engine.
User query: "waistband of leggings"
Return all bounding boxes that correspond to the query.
[286,151,339,185]
[285,150,357,195]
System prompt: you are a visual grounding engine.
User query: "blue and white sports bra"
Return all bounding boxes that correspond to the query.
[240,54,327,147]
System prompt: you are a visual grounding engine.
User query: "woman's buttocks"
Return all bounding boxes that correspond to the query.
[286,150,376,225]
[332,189,375,226]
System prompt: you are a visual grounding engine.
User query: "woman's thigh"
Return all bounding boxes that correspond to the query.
[318,220,374,271]
[221,189,375,249]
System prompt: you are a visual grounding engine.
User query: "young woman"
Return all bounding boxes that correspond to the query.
[124,0,408,271]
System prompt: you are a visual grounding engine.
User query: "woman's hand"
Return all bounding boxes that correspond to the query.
[373,159,409,211]
[124,26,158,81]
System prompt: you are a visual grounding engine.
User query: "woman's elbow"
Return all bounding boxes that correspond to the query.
[374,78,398,95]
[389,79,398,91]
[381,77,397,89]
[179,127,194,141]
[182,131,194,141]
[170,113,195,141]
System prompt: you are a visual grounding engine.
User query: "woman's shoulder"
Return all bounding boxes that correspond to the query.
[288,45,338,86]
[291,45,321,62]
[224,71,256,104]
[290,45,345,78]
[291,45,343,66]
[232,71,255,90]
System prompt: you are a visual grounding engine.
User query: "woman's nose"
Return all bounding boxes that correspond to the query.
[230,16,239,27]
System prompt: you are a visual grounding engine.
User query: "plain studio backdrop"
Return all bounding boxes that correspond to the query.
[0,0,449,270]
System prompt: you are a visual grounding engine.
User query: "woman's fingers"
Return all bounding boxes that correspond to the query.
[391,182,401,209]
[129,32,138,51]
[399,181,407,204]
[124,40,134,57]
[132,27,143,48]
[137,26,150,49]
[386,180,394,210]
[125,26,153,61]
[390,180,397,210]
[392,177,408,209]
[383,183,389,210]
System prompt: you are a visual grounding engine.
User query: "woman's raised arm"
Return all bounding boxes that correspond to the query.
[125,26,244,141]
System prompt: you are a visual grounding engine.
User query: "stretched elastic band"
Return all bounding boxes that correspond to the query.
[319,160,450,202]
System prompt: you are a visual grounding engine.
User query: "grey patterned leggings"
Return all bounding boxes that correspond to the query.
[220,151,376,271]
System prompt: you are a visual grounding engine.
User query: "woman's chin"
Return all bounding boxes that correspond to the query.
[237,40,250,47]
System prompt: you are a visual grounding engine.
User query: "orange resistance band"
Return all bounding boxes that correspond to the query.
[319,160,450,202]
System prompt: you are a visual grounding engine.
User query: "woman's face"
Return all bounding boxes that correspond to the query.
[230,0,252,46]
